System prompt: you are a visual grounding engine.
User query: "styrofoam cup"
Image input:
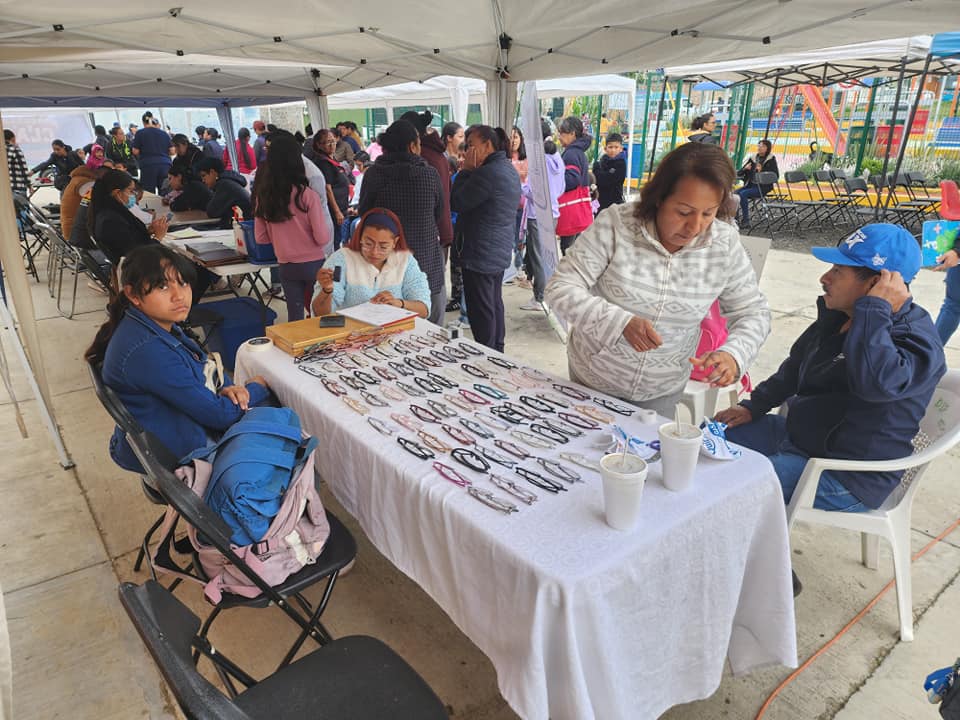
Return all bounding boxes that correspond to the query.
[600,453,648,531]
[657,422,702,492]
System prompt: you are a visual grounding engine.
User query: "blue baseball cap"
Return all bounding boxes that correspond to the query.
[811,224,921,283]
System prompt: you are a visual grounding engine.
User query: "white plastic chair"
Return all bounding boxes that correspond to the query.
[785,369,960,641]
[681,234,772,422]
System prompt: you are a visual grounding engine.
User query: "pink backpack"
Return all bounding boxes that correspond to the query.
[690,300,752,394]
[151,441,330,604]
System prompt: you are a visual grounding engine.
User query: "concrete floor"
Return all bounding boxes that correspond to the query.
[2,234,960,719]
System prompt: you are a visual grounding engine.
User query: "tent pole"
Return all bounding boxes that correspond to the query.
[875,56,908,218]
[592,95,603,161]
[885,52,933,211]
[624,81,636,194]
[648,76,668,176]
[639,73,653,183]
[735,82,754,170]
[668,80,683,150]
[763,76,780,139]
[0,112,73,469]
[854,81,878,175]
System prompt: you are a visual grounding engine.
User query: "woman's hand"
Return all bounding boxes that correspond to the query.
[316,267,336,294]
[148,216,168,241]
[935,249,959,271]
[220,384,251,410]
[714,405,752,428]
[333,209,345,226]
[689,351,739,387]
[370,290,400,306]
[622,316,662,352]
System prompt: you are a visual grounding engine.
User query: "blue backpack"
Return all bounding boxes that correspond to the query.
[185,406,306,546]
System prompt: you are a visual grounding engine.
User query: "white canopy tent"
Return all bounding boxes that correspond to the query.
[1,1,957,466]
[664,34,960,86]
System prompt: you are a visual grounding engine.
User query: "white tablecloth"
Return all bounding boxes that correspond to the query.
[235,328,797,720]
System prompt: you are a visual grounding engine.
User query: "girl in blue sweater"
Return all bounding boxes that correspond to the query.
[86,245,270,471]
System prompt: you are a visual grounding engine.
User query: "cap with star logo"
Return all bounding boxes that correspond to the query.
[810,223,921,283]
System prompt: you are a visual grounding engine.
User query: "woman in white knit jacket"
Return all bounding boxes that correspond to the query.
[544,142,771,417]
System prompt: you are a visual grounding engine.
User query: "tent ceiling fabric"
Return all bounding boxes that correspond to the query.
[0,1,956,101]
[665,34,960,86]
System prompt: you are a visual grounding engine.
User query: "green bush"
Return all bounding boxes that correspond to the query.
[935,160,960,184]
[861,158,884,178]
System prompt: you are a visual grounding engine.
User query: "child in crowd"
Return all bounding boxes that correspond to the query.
[592,132,626,211]
[86,244,270,472]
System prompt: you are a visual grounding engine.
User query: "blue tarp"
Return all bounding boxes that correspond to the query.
[693,81,731,91]
[930,33,960,58]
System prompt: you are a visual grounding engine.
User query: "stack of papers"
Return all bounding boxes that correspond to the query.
[336,301,418,327]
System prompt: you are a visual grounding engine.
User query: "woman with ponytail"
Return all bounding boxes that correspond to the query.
[223,127,257,174]
[86,244,270,472]
[687,113,717,144]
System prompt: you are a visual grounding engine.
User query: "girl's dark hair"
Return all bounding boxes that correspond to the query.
[377,120,419,154]
[466,125,510,153]
[195,125,206,137]
[237,127,253,168]
[205,128,220,140]
[87,169,135,236]
[758,139,773,155]
[441,122,462,145]
[559,116,584,137]
[85,244,196,364]
[634,143,736,222]
[171,133,190,147]
[254,134,310,223]
[691,113,714,131]
[510,125,527,161]
[544,139,558,155]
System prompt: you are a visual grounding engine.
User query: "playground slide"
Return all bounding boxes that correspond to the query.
[799,85,846,155]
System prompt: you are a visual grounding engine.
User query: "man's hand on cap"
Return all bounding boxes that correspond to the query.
[866,269,910,313]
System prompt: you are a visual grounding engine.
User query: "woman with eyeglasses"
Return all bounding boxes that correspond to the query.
[311,208,431,319]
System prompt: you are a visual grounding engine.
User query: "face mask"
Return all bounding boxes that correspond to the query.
[125,194,137,209]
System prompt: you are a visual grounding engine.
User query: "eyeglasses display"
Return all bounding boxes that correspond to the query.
[288,330,653,516]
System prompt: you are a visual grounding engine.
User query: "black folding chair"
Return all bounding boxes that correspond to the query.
[126,428,358,691]
[782,170,832,229]
[87,359,171,573]
[119,580,448,720]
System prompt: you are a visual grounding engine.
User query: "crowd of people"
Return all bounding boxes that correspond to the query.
[4,105,957,567]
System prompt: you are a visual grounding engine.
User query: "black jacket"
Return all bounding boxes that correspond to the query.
[592,155,626,210]
[171,145,203,180]
[105,140,138,174]
[32,148,83,190]
[358,152,444,293]
[687,131,717,144]
[170,179,213,212]
[742,296,945,509]
[451,150,521,275]
[93,203,154,264]
[561,135,592,192]
[739,154,780,195]
[206,171,252,229]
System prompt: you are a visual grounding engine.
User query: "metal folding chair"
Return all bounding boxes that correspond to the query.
[126,428,358,692]
[119,580,448,720]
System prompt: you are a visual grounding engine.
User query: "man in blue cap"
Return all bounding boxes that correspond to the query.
[716,223,945,518]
